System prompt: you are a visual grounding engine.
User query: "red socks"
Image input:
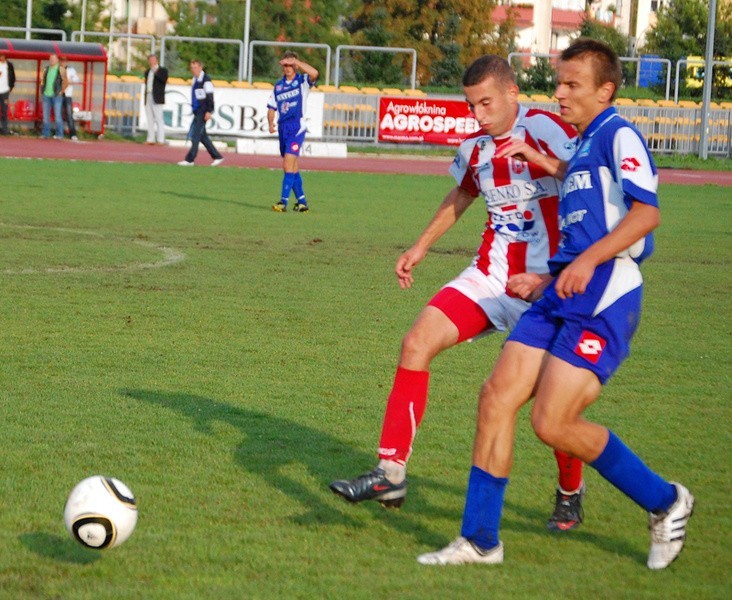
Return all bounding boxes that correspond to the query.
[555,449,583,492]
[377,368,583,492]
[377,367,430,465]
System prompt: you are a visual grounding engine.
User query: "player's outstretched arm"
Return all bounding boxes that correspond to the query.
[494,139,568,179]
[555,201,660,299]
[395,186,476,289]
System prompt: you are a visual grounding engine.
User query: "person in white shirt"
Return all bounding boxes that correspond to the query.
[144,55,168,145]
[0,53,16,135]
[59,57,79,140]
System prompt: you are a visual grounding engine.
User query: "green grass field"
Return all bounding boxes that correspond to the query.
[0,158,729,599]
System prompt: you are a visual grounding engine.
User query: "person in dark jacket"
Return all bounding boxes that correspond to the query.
[144,54,168,145]
[0,52,15,134]
[177,59,224,166]
[41,53,68,139]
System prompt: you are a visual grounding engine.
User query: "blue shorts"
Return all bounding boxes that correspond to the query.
[279,119,306,157]
[507,257,643,384]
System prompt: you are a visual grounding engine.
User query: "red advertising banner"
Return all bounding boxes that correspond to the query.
[378,97,480,146]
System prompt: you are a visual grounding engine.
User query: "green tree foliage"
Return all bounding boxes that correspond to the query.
[577,16,631,57]
[644,0,732,97]
[519,57,556,93]
[162,0,354,80]
[344,7,403,85]
[430,13,464,87]
[575,16,635,86]
[0,0,109,39]
[643,0,707,63]
[346,0,512,85]
[0,0,69,38]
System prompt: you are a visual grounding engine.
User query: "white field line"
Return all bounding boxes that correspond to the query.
[0,223,186,275]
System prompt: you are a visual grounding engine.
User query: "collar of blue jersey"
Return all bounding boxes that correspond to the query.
[580,106,618,140]
[192,71,205,84]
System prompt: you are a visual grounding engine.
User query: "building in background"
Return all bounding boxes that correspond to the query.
[492,0,670,56]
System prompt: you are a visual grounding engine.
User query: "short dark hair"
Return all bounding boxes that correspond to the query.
[560,38,622,100]
[283,51,299,60]
[190,59,202,67]
[462,55,516,87]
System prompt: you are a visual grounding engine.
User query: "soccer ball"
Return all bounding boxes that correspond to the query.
[64,476,138,549]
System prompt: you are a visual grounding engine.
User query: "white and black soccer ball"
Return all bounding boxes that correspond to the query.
[64,476,138,549]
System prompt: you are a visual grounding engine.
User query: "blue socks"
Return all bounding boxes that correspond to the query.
[460,466,507,550]
[280,172,296,204]
[591,431,677,512]
[292,172,306,204]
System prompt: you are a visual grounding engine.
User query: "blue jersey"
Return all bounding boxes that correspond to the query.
[549,107,658,275]
[267,73,313,131]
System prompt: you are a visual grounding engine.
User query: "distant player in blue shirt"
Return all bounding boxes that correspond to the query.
[268,51,319,213]
[418,39,694,570]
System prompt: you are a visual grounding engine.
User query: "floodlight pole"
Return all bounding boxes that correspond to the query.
[126,0,132,72]
[242,0,251,80]
[109,1,115,69]
[81,0,88,42]
[26,0,32,39]
[699,0,717,160]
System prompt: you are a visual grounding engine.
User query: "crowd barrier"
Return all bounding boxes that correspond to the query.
[104,80,731,157]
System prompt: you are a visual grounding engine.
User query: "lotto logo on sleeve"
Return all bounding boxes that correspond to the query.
[574,331,607,364]
[621,157,641,172]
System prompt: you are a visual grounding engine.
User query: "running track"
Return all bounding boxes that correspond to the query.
[0,136,730,185]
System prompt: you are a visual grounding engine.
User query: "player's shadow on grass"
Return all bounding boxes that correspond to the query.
[122,388,463,547]
[501,498,647,565]
[161,191,270,212]
[19,532,102,565]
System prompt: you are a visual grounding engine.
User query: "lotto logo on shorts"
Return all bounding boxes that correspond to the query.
[291,143,300,152]
[574,331,606,364]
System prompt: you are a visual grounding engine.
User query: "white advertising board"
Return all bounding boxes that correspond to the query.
[138,85,324,138]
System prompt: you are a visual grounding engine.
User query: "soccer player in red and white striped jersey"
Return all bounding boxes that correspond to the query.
[330,55,585,530]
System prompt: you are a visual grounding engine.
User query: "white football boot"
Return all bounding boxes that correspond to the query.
[417,537,504,565]
[647,482,695,569]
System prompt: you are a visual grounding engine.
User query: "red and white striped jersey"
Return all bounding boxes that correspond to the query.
[449,105,577,291]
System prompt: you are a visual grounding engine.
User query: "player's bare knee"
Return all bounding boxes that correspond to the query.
[400,327,443,365]
[530,411,565,448]
[477,379,520,422]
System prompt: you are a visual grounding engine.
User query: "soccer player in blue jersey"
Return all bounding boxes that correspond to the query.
[417,39,694,569]
[268,52,319,213]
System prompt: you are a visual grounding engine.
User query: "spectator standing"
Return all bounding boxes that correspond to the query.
[177,59,224,166]
[144,54,168,145]
[41,53,68,139]
[0,52,15,135]
[59,57,79,141]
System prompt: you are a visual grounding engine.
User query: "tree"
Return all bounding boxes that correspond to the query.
[643,0,732,97]
[430,14,465,87]
[160,0,354,80]
[575,16,635,86]
[0,0,109,39]
[643,0,707,64]
[346,0,512,86]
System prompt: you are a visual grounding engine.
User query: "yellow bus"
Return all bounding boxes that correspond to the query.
[686,56,732,88]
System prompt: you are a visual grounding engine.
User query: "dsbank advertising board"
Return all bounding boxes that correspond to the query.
[138,85,324,138]
[378,97,479,146]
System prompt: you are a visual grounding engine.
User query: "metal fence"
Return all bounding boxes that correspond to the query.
[104,82,731,157]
